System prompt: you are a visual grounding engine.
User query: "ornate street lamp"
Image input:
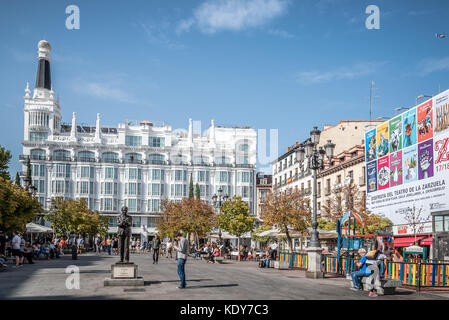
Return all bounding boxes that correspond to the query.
[324,140,336,164]
[212,188,228,245]
[304,127,335,279]
[296,144,305,162]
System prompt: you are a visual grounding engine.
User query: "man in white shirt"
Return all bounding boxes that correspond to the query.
[11,232,23,267]
[166,239,173,259]
[270,240,278,260]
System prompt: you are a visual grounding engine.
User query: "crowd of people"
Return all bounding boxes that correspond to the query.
[0,230,87,271]
[0,228,279,272]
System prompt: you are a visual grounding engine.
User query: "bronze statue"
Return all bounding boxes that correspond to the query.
[117,206,132,263]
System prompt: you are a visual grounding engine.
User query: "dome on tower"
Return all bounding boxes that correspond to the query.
[38,40,51,50]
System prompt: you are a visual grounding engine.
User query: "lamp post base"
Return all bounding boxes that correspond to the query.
[306,247,324,279]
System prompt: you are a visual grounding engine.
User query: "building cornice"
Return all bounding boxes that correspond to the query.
[318,155,365,177]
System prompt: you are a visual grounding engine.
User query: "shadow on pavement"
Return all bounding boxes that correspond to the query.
[185,283,239,289]
[3,295,120,300]
[144,278,213,286]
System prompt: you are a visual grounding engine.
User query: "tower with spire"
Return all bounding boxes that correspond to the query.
[24,40,61,141]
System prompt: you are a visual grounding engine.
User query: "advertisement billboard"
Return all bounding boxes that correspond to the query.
[366,89,449,224]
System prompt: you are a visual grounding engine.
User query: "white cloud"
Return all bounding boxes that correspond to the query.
[176,18,195,35]
[267,28,295,39]
[72,74,139,104]
[140,22,184,49]
[295,61,387,85]
[177,0,290,34]
[419,57,449,75]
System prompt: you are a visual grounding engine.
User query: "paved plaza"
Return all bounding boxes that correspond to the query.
[1,252,449,300]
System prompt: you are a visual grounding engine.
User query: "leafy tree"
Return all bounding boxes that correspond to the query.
[217,196,255,261]
[353,187,392,234]
[46,198,108,237]
[0,177,41,232]
[188,173,194,198]
[261,189,311,253]
[195,183,200,200]
[15,172,20,186]
[158,198,215,247]
[318,218,336,231]
[0,145,12,181]
[363,214,393,234]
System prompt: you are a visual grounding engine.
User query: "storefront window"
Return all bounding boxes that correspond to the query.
[434,215,448,232]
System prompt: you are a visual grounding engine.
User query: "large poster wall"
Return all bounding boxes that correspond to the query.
[365,89,449,224]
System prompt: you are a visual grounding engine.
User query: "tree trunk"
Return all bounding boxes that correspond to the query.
[195,230,199,249]
[285,229,293,253]
[238,237,240,261]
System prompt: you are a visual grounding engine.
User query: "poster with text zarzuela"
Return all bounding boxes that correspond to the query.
[366,89,449,224]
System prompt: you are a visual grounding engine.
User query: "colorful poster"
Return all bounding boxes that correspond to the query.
[376,123,389,158]
[434,91,449,136]
[434,136,449,174]
[365,129,377,162]
[389,116,402,153]
[367,160,377,193]
[417,100,433,143]
[418,139,434,179]
[390,151,402,187]
[377,156,390,190]
[366,89,449,225]
[403,146,418,183]
[403,108,417,148]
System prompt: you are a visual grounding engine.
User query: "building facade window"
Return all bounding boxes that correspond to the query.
[102,152,119,163]
[149,137,165,147]
[125,135,142,146]
[29,132,48,141]
[148,154,165,165]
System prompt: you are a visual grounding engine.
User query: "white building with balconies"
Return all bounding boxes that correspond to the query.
[20,40,257,241]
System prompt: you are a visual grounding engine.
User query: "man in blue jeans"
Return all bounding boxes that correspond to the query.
[174,232,189,289]
[350,248,371,291]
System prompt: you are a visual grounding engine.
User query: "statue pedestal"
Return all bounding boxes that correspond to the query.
[104,262,144,286]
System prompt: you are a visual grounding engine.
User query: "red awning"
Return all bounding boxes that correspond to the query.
[394,236,425,247]
[420,236,433,246]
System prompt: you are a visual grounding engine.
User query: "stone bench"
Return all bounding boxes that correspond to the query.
[214,257,225,264]
[361,277,402,295]
[349,264,402,295]
[272,260,290,270]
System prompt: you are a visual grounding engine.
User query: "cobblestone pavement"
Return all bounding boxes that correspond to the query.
[0,252,448,300]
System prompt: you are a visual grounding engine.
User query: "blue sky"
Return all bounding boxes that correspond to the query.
[1,0,449,175]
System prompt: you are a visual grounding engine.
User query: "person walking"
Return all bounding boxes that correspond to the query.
[174,232,189,289]
[106,236,112,255]
[152,234,161,264]
[166,239,173,259]
[113,237,119,255]
[59,237,66,256]
[95,236,101,255]
[11,232,23,267]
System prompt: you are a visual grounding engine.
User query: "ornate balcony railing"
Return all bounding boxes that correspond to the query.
[20,155,47,161]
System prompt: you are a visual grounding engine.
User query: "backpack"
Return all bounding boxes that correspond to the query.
[259,260,266,268]
[366,250,379,259]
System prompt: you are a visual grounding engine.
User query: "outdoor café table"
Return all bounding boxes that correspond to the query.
[230,251,241,260]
